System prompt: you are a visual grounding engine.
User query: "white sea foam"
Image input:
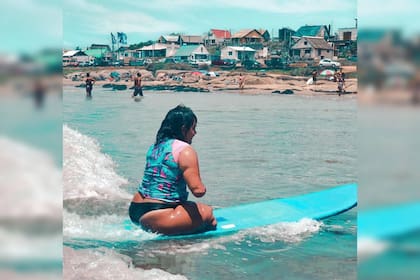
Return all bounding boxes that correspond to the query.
[63,210,157,241]
[0,137,61,221]
[0,137,61,267]
[63,246,188,280]
[63,124,130,200]
[358,237,390,261]
[0,227,61,262]
[246,218,323,243]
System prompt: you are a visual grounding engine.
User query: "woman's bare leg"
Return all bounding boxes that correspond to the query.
[140,202,217,235]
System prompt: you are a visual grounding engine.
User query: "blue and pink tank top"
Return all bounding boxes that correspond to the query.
[138,139,190,202]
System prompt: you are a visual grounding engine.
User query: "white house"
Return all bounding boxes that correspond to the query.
[173,44,210,63]
[62,50,90,66]
[291,36,334,60]
[140,43,168,58]
[220,46,256,62]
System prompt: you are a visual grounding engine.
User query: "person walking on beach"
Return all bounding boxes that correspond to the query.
[85,73,95,99]
[239,73,245,90]
[312,70,318,85]
[132,72,143,97]
[129,105,217,235]
[337,71,345,96]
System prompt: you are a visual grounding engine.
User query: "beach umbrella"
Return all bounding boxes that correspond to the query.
[320,69,335,76]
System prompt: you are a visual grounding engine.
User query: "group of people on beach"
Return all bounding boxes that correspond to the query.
[311,69,346,95]
[84,72,143,99]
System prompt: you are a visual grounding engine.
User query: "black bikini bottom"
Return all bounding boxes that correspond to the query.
[129,202,179,224]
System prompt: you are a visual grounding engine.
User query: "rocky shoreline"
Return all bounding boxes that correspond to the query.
[64,67,357,96]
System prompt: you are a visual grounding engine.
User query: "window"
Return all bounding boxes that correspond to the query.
[343,31,352,40]
[318,50,321,56]
[305,49,311,54]
[304,41,308,45]
[228,51,233,56]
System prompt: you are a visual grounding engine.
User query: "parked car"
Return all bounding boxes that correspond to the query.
[243,60,262,70]
[79,61,93,67]
[164,57,180,64]
[129,59,145,66]
[211,59,235,66]
[319,59,341,68]
[193,59,211,66]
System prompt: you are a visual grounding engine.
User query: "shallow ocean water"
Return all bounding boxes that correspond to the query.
[63,87,357,279]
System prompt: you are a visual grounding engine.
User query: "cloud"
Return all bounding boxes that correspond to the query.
[126,0,355,14]
[64,0,183,35]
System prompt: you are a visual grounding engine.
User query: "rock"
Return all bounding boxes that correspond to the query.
[272,89,294,94]
[112,84,127,91]
[282,89,294,94]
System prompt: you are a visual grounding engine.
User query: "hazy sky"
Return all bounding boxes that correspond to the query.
[2,0,419,53]
[62,0,358,49]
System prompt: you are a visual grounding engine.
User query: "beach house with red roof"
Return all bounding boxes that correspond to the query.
[204,29,231,46]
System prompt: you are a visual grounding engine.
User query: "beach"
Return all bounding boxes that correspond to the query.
[63,66,357,96]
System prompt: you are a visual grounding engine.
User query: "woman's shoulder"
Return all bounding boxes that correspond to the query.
[172,139,190,150]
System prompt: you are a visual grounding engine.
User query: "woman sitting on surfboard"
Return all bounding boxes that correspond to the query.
[129,105,217,235]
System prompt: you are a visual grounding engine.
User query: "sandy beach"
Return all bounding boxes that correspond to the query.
[63,66,357,96]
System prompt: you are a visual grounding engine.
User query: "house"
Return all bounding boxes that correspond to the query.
[334,27,358,58]
[85,44,113,64]
[291,36,334,60]
[294,25,327,38]
[140,43,168,58]
[173,44,209,63]
[88,44,111,51]
[204,29,231,46]
[278,28,295,43]
[337,28,357,41]
[157,35,180,45]
[258,29,271,42]
[220,46,256,62]
[180,35,203,45]
[115,47,141,65]
[62,50,89,66]
[231,29,264,47]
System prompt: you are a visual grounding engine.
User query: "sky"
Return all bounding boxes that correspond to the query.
[1,0,419,54]
[62,0,358,49]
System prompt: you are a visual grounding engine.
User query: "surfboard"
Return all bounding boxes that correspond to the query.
[123,183,357,240]
[358,202,420,240]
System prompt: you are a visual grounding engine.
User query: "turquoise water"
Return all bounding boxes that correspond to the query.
[63,87,357,279]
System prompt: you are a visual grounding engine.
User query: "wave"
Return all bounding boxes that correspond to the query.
[64,246,188,280]
[0,136,61,222]
[63,124,130,201]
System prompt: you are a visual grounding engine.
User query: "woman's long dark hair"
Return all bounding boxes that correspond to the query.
[155,104,197,144]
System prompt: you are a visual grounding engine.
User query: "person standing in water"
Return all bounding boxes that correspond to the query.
[85,73,95,99]
[129,105,217,235]
[132,72,143,97]
[238,73,245,90]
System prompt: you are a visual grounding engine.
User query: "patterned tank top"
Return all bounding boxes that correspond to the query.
[138,139,189,202]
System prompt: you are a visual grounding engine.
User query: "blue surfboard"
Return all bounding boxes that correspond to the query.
[358,202,420,240]
[120,183,357,240]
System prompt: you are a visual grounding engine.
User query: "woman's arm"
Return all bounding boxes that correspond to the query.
[178,146,206,197]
